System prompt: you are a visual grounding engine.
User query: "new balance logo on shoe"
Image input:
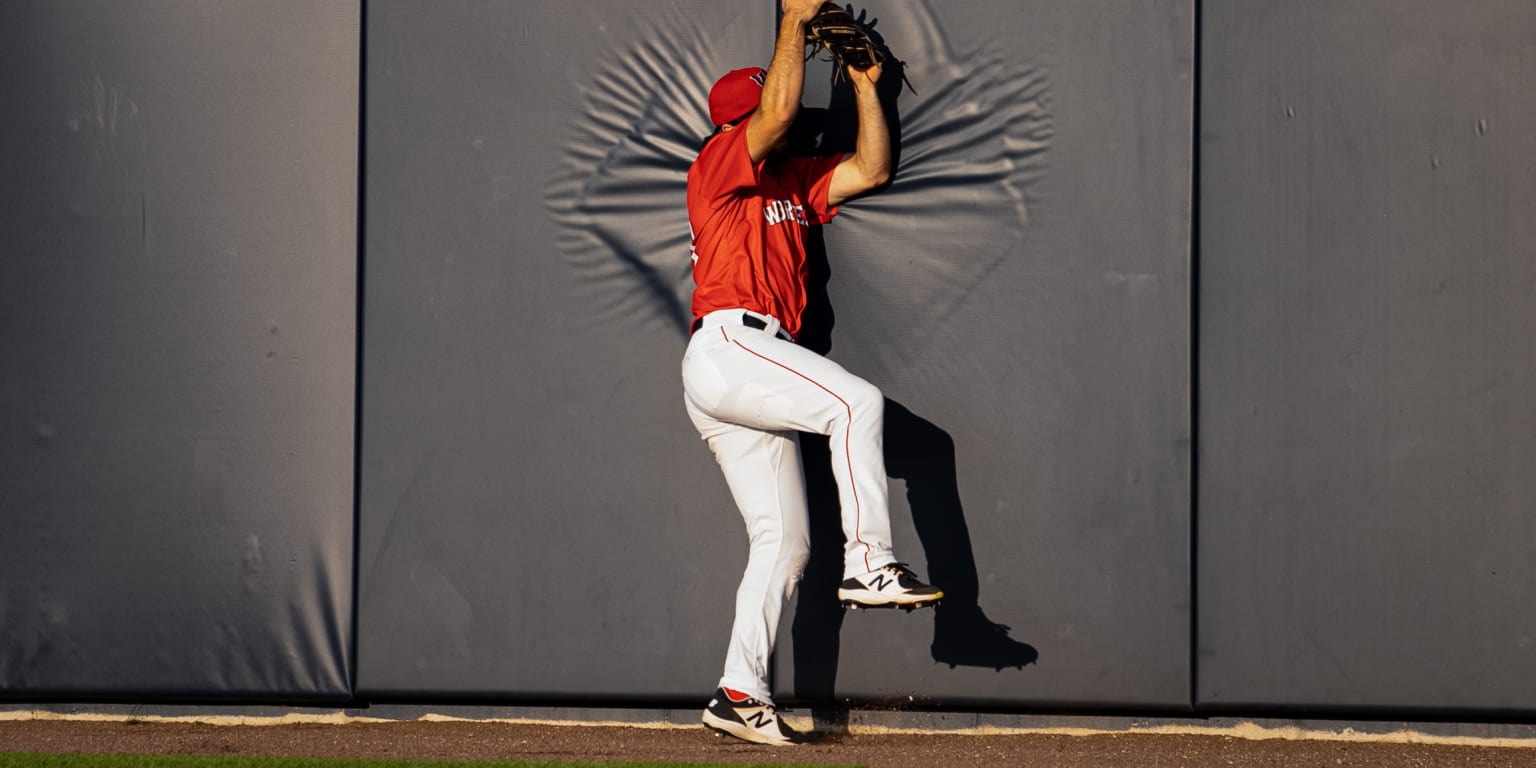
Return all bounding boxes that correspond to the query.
[744,709,775,729]
[837,562,944,609]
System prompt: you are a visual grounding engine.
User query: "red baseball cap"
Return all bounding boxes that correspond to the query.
[709,67,767,127]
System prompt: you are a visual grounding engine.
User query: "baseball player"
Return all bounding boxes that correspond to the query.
[683,0,942,747]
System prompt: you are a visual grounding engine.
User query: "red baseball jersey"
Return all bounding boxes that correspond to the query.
[687,119,842,341]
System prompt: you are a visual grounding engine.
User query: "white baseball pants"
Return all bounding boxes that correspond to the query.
[682,308,897,702]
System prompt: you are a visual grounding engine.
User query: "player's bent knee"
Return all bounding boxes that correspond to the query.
[847,380,884,418]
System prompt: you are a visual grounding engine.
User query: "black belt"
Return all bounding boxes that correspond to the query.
[691,313,793,341]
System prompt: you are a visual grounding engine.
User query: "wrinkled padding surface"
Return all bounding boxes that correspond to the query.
[381,0,1193,707]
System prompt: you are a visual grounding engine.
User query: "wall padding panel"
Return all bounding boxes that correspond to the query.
[1198,1,1536,713]
[0,1,359,699]
[360,0,1192,708]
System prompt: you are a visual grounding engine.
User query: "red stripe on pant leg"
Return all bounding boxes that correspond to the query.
[729,338,872,573]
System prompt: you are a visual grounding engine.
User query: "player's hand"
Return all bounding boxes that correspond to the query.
[847,62,882,89]
[783,0,825,23]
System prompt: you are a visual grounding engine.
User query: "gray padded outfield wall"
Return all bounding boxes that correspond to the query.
[361,0,1193,708]
[1198,2,1536,714]
[9,0,1532,717]
[0,2,359,699]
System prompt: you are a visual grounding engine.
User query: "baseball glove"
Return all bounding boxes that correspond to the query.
[804,3,884,74]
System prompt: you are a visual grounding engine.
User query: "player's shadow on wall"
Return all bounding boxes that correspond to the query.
[791,405,1041,701]
[787,30,1038,707]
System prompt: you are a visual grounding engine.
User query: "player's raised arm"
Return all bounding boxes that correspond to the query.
[742,0,824,162]
[826,63,892,208]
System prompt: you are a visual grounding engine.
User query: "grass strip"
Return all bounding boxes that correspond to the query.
[0,755,854,768]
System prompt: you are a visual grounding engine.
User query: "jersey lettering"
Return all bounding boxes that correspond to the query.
[763,199,809,228]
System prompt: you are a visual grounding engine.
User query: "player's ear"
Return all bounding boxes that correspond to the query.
[720,114,751,133]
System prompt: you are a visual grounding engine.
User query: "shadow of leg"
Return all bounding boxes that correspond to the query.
[883,399,1039,671]
[790,433,847,710]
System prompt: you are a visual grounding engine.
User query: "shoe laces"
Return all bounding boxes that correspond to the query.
[882,562,916,577]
